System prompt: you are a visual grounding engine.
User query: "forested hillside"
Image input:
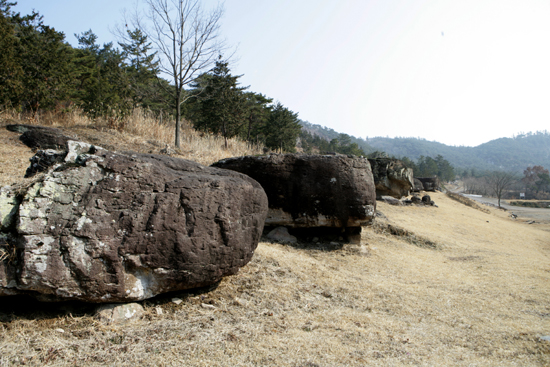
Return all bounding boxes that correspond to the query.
[299,121,374,155]
[367,132,550,173]
[301,120,550,173]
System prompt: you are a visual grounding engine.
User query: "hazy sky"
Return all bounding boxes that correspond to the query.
[15,0,550,147]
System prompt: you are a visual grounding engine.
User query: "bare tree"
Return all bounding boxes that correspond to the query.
[486,171,518,208]
[126,0,225,148]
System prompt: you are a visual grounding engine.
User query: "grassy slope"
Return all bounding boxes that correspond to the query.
[1,118,549,366]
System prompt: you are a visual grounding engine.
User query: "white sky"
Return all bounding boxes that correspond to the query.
[15,0,550,147]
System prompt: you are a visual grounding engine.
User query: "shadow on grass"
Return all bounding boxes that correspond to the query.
[0,282,222,323]
[262,226,353,252]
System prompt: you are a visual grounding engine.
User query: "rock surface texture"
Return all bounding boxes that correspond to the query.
[212,154,376,232]
[416,177,440,192]
[7,124,72,151]
[368,158,414,199]
[0,131,268,302]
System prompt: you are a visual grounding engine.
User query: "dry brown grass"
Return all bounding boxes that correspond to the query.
[0,108,262,180]
[1,116,550,366]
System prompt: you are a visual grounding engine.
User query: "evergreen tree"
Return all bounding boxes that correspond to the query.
[190,60,247,148]
[435,154,456,181]
[4,10,74,111]
[74,30,131,117]
[243,92,272,144]
[0,5,22,108]
[417,156,439,177]
[119,28,161,110]
[263,102,301,152]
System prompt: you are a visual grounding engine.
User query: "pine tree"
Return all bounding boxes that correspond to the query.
[190,60,247,148]
[243,92,272,144]
[74,30,131,117]
[263,102,301,152]
[0,6,22,108]
[119,29,161,110]
[5,10,74,111]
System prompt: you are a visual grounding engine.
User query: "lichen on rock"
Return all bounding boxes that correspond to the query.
[1,132,268,302]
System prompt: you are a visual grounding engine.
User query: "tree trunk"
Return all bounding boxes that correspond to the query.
[175,91,181,149]
[222,120,228,149]
[247,115,253,141]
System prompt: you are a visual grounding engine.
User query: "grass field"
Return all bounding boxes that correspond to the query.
[1,114,549,366]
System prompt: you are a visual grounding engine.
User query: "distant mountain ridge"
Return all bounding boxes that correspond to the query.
[299,121,550,173]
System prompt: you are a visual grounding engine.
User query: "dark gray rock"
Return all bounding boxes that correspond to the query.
[381,196,403,206]
[0,142,268,302]
[422,195,435,206]
[7,124,72,151]
[212,154,376,233]
[416,177,440,192]
[368,158,414,199]
[25,149,67,177]
[413,178,424,192]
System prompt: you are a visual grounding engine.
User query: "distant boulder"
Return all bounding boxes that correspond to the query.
[413,178,424,192]
[212,154,376,243]
[402,194,436,206]
[422,195,435,206]
[380,196,403,206]
[416,177,440,192]
[368,158,414,199]
[0,139,268,302]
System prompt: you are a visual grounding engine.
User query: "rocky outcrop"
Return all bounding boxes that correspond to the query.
[401,194,436,206]
[413,178,424,192]
[368,158,414,199]
[416,177,440,192]
[0,138,268,302]
[7,124,72,151]
[212,154,376,243]
[422,194,435,206]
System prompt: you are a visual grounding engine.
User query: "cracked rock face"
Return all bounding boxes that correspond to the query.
[368,158,414,199]
[212,154,376,229]
[0,142,268,302]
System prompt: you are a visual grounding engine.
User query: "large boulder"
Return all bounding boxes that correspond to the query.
[212,154,376,242]
[416,177,440,192]
[0,141,268,302]
[368,158,414,199]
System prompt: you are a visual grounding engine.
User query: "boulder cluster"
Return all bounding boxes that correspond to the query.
[0,125,438,303]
